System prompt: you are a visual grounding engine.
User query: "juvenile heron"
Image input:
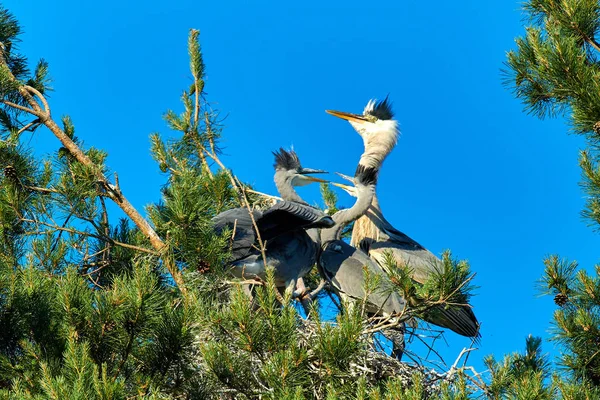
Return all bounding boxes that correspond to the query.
[326,98,480,338]
[212,150,333,293]
[319,165,407,321]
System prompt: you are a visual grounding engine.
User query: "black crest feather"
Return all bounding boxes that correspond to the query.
[354,164,379,186]
[366,95,394,121]
[273,148,301,171]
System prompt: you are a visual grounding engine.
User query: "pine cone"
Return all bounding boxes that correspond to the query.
[197,260,210,274]
[594,121,600,134]
[3,165,18,182]
[554,293,568,307]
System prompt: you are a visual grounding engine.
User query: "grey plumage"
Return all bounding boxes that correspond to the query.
[213,149,332,288]
[328,97,480,339]
[319,166,407,317]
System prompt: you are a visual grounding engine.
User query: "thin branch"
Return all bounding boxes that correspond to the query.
[23,185,59,194]
[50,212,74,254]
[22,218,159,255]
[204,150,243,203]
[246,189,282,202]
[1,100,38,115]
[240,187,268,268]
[205,111,217,155]
[81,260,110,277]
[17,118,41,135]
[569,19,600,53]
[24,85,49,115]
[0,53,186,293]
[307,279,327,299]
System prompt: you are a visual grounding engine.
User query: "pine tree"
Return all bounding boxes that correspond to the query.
[0,4,547,399]
[505,0,600,394]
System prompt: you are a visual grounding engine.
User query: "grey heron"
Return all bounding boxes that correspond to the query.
[212,149,333,293]
[319,165,407,323]
[326,98,480,339]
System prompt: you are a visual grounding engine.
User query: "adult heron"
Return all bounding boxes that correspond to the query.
[326,98,480,338]
[212,149,333,294]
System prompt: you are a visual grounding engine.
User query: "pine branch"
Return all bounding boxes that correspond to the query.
[0,42,186,293]
[21,218,158,255]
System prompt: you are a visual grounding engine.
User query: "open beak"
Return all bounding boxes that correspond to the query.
[300,176,329,183]
[335,172,354,183]
[299,168,327,175]
[298,168,329,183]
[325,109,368,123]
[330,182,353,191]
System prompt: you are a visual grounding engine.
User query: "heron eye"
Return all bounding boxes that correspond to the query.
[365,115,377,123]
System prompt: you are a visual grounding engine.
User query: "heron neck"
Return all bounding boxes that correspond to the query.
[274,174,307,204]
[357,137,395,171]
[321,186,374,244]
[350,192,386,248]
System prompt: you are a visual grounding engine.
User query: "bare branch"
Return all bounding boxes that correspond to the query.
[23,85,49,115]
[1,100,38,115]
[22,218,159,255]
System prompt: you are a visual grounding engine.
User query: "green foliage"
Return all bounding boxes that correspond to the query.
[485,336,555,399]
[381,250,476,327]
[506,0,600,394]
[540,255,600,386]
[505,0,600,226]
[0,5,542,399]
[418,251,477,308]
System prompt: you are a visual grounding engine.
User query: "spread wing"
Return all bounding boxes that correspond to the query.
[258,200,334,241]
[213,201,333,261]
[212,208,262,262]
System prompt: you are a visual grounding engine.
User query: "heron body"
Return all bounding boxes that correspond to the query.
[327,98,480,338]
[319,165,407,317]
[351,194,441,284]
[213,149,332,289]
[321,240,406,316]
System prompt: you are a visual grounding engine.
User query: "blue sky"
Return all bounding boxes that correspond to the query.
[8,1,598,372]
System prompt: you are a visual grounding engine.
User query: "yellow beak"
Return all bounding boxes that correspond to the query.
[325,109,368,123]
[303,176,329,183]
[330,182,353,191]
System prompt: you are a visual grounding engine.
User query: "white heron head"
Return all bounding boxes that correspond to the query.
[326,97,399,170]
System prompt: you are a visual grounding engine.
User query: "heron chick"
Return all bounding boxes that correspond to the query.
[212,149,332,294]
[319,165,407,318]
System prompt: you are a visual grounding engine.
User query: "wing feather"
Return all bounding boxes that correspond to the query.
[258,201,333,241]
[320,240,406,316]
[368,244,480,338]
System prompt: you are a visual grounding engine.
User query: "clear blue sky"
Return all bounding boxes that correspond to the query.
[8,0,598,372]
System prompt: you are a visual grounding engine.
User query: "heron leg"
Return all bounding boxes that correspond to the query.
[384,323,406,361]
[283,278,297,297]
[293,277,308,298]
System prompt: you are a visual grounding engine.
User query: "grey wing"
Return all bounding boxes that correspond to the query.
[320,240,406,316]
[427,304,480,339]
[368,243,442,284]
[263,230,318,285]
[212,208,262,262]
[258,201,334,241]
[369,244,480,338]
